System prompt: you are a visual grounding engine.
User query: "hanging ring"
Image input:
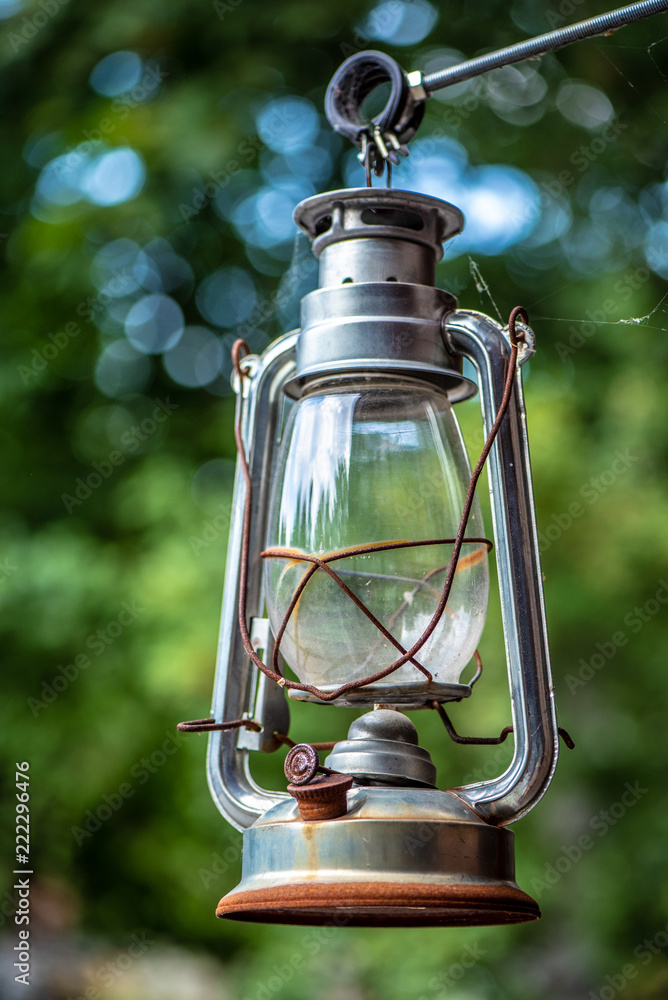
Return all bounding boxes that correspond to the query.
[325,50,425,151]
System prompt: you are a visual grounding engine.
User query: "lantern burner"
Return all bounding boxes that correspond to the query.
[324,709,437,788]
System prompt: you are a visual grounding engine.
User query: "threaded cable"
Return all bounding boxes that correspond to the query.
[422,0,668,93]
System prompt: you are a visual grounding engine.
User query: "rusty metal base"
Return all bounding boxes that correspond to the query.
[216,787,540,927]
[217,879,539,927]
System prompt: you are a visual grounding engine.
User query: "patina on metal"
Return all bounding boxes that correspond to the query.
[216,786,540,926]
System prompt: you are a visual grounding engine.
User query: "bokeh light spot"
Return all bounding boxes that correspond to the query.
[35,152,90,206]
[359,0,438,46]
[557,81,614,130]
[124,294,184,354]
[256,97,320,155]
[89,51,143,97]
[162,326,223,387]
[81,148,146,206]
[91,239,142,297]
[366,137,539,255]
[94,340,152,398]
[0,0,23,17]
[191,458,236,514]
[195,267,257,327]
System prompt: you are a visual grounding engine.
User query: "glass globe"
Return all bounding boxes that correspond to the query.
[264,377,489,691]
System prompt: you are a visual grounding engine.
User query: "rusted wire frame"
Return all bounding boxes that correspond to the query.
[232,308,526,703]
[176,717,262,734]
[262,538,493,681]
[431,701,575,749]
[175,718,339,750]
[469,649,483,687]
[273,732,337,752]
[353,550,490,673]
[263,551,430,679]
[431,701,514,745]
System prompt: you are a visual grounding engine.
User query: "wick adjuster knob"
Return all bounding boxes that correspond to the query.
[284,744,353,820]
[284,743,320,785]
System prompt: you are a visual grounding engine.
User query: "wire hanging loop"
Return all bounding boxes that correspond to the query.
[232,308,527,703]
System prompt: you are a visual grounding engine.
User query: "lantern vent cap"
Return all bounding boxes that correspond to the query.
[294,187,464,261]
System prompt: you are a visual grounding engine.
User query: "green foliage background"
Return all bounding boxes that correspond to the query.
[1,0,668,997]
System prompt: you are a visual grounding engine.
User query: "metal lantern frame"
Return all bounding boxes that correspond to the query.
[207,279,559,831]
[177,0,668,931]
[194,184,562,926]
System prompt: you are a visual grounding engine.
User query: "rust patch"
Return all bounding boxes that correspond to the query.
[216,879,540,927]
[287,773,353,821]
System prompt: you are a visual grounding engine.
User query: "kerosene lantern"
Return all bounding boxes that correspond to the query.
[177,44,593,927]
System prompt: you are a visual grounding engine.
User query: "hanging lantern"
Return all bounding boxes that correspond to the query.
[179,180,573,927]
